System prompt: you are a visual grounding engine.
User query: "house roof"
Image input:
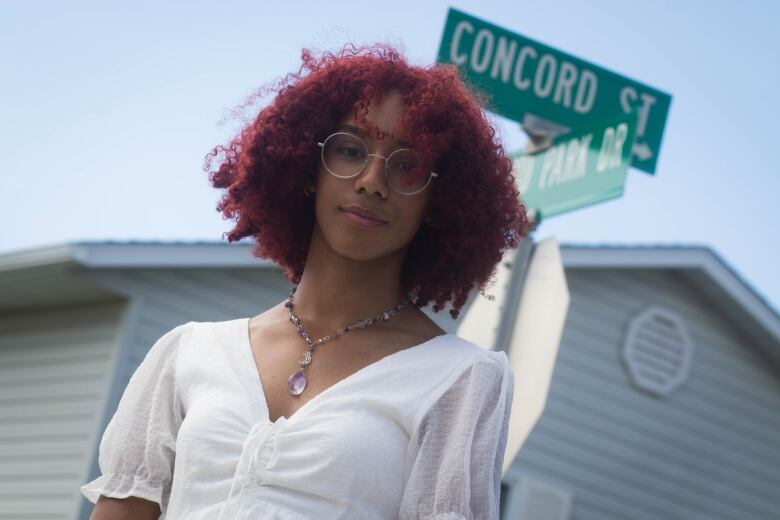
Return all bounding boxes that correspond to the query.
[1,239,777,360]
[0,239,275,272]
[0,239,274,313]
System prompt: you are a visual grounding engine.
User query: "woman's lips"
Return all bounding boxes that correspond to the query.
[340,207,387,228]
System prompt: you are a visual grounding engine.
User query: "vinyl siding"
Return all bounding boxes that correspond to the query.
[506,268,780,520]
[0,301,124,520]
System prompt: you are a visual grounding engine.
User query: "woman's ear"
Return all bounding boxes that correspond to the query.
[304,177,317,197]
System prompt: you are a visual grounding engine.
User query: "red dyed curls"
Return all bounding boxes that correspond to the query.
[204,43,530,319]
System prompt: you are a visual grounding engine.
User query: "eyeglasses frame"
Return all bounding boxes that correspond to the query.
[317,131,438,196]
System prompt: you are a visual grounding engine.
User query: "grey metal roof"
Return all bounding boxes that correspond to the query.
[0,239,274,272]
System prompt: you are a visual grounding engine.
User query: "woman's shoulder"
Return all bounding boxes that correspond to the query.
[413,333,510,408]
[403,307,508,368]
[143,320,198,359]
[176,316,249,343]
[434,333,509,371]
[142,319,245,370]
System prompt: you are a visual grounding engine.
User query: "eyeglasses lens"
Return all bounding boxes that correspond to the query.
[322,134,367,177]
[386,150,429,194]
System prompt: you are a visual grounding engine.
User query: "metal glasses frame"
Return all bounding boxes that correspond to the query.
[317,132,438,196]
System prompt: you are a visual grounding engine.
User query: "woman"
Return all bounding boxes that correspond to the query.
[81,43,530,519]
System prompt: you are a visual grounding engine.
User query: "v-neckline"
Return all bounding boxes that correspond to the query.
[241,317,452,426]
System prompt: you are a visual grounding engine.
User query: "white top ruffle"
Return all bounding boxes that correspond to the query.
[80,317,514,519]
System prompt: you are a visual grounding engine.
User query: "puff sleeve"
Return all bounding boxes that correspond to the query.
[80,321,193,514]
[399,351,514,520]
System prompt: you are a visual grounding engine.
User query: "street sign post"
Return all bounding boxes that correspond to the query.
[513,110,638,219]
[437,8,671,174]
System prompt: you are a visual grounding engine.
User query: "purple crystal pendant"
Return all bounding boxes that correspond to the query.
[288,370,307,396]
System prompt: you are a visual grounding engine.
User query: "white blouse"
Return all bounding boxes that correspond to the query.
[80,317,514,519]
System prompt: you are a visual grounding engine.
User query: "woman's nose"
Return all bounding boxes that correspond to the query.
[354,154,389,198]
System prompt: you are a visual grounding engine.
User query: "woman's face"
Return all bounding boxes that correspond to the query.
[312,91,433,263]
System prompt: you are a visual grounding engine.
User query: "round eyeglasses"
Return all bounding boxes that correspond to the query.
[317,132,438,195]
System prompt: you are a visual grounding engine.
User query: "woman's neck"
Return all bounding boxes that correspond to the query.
[291,230,410,337]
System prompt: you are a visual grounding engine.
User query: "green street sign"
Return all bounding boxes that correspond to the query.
[437,8,671,174]
[513,110,638,218]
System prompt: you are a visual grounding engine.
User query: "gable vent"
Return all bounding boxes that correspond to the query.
[622,304,694,396]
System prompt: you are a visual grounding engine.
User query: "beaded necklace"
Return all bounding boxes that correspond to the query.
[284,285,412,395]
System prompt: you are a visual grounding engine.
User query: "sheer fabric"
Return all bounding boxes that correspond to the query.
[400,358,513,519]
[80,318,514,519]
[80,322,190,513]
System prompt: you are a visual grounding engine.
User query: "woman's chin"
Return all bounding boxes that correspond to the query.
[324,235,405,264]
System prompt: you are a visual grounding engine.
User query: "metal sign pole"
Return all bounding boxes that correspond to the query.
[493,233,535,356]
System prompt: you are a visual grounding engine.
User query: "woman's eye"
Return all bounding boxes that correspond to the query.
[393,158,420,173]
[338,146,364,159]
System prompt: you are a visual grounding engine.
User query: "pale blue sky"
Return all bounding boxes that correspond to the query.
[2,0,778,312]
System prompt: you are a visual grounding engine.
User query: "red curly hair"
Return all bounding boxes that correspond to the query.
[204,43,530,319]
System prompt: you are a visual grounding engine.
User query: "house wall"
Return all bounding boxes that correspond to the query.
[0,300,125,520]
[504,268,780,520]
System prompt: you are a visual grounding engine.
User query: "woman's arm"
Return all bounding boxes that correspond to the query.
[399,353,514,519]
[88,495,161,520]
[80,322,193,515]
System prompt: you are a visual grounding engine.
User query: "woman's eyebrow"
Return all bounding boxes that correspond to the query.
[336,124,410,147]
[337,123,365,135]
